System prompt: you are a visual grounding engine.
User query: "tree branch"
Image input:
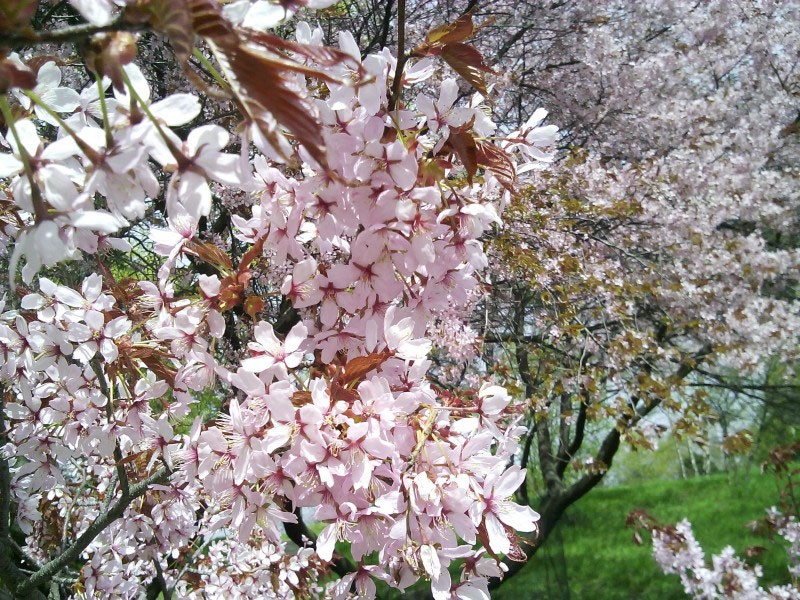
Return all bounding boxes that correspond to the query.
[17,466,171,597]
[0,389,46,598]
[387,0,407,112]
[363,0,395,55]
[556,391,588,478]
[90,359,129,497]
[0,20,146,48]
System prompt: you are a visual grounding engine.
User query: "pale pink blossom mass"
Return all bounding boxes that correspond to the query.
[2,0,797,598]
[0,1,554,597]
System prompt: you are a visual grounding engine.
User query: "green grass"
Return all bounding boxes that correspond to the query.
[495,470,793,600]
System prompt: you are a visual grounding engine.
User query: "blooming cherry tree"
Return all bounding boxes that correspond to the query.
[0,1,557,598]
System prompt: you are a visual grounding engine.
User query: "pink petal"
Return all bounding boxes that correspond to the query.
[485,513,510,555]
[316,523,337,561]
[497,502,540,533]
[493,466,526,498]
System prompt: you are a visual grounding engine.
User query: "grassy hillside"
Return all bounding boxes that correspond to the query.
[495,470,793,600]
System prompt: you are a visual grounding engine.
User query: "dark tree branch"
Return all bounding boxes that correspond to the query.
[387,0,407,112]
[496,23,536,62]
[512,289,561,495]
[0,389,45,598]
[145,558,171,600]
[495,343,714,588]
[517,418,537,506]
[363,0,395,55]
[90,359,130,497]
[556,390,588,478]
[1,20,146,48]
[556,392,572,467]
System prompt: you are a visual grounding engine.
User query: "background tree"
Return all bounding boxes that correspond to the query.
[313,0,800,584]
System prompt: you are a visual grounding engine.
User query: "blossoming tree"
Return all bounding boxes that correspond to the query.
[628,443,800,599]
[3,0,800,598]
[314,1,800,590]
[0,1,557,598]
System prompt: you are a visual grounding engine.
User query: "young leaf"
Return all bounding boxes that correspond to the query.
[424,12,478,46]
[184,240,234,273]
[127,0,197,64]
[213,40,329,167]
[340,351,391,387]
[243,295,264,321]
[412,11,496,96]
[442,126,479,183]
[440,43,493,97]
[0,57,35,94]
[476,140,517,192]
[131,0,351,169]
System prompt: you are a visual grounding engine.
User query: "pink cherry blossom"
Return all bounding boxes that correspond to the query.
[479,466,540,555]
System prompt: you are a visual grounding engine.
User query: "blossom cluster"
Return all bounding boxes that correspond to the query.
[650,515,799,599]
[0,1,557,597]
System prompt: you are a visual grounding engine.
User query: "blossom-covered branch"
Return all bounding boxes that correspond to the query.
[0,0,558,597]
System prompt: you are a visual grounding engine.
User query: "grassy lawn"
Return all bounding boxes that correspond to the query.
[494,470,793,599]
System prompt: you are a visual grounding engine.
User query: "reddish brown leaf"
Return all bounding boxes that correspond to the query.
[0,58,35,94]
[245,30,358,74]
[126,345,158,360]
[95,258,143,309]
[476,140,517,192]
[0,199,25,229]
[132,0,341,169]
[424,12,478,46]
[116,449,153,467]
[219,42,329,167]
[291,390,312,406]
[243,295,264,321]
[340,351,391,387]
[442,126,478,183]
[331,381,359,404]
[412,12,496,96]
[218,274,244,311]
[0,0,37,31]
[184,240,234,273]
[140,355,177,388]
[440,43,494,97]
[421,11,495,49]
[188,0,238,45]
[127,0,197,64]
[239,236,265,272]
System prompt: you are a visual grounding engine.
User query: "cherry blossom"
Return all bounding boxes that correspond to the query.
[0,1,659,598]
[641,513,799,600]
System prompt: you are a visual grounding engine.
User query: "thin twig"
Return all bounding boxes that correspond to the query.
[90,359,130,497]
[168,536,215,597]
[387,0,407,112]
